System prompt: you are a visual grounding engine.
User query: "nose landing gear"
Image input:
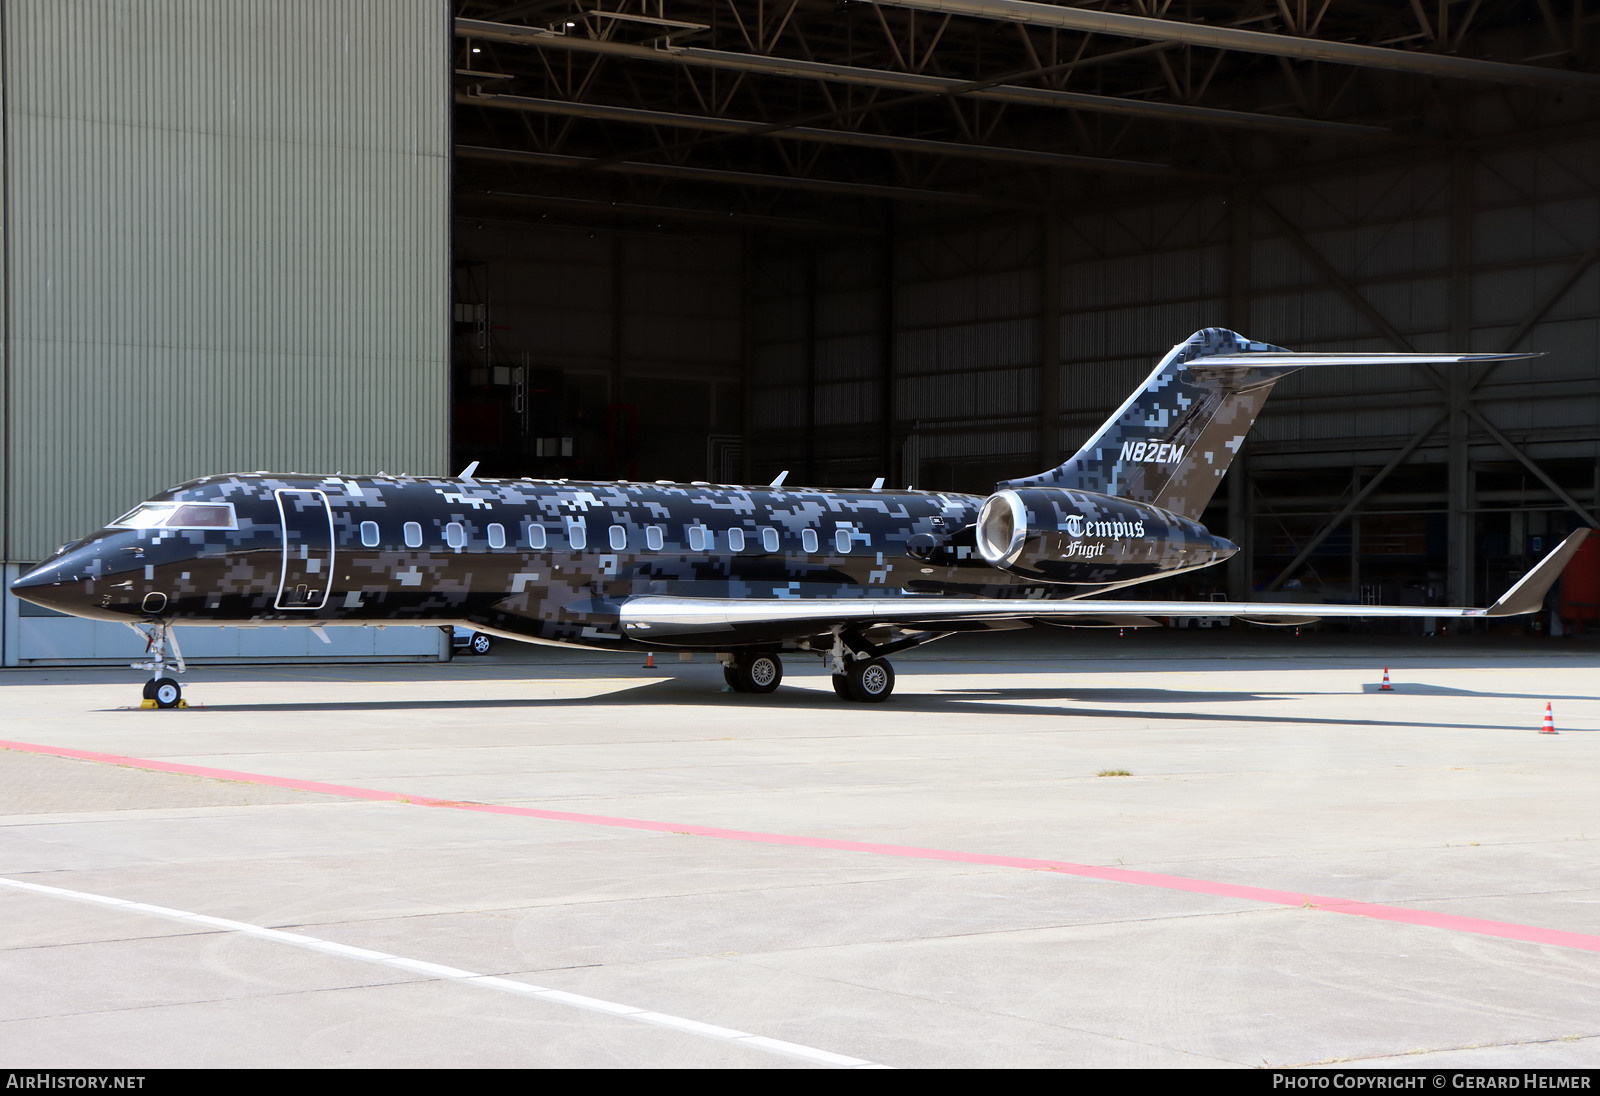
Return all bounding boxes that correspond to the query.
[128,621,187,709]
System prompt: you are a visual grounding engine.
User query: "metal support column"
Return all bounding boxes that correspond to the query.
[739,232,756,483]
[1227,184,1252,336]
[804,246,817,485]
[882,206,898,484]
[1227,448,1251,600]
[1447,147,1475,606]
[1038,208,1061,471]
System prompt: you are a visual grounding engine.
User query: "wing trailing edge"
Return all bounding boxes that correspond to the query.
[618,529,1588,644]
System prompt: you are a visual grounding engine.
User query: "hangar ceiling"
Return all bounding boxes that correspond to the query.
[452,0,1600,232]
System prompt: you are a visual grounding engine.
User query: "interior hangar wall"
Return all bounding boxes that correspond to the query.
[1,0,451,564]
[451,219,742,485]
[0,0,450,664]
[745,137,1600,578]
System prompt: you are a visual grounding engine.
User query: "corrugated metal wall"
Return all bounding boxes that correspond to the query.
[1,0,450,563]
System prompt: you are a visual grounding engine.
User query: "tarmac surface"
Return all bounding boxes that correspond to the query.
[2,628,1598,1069]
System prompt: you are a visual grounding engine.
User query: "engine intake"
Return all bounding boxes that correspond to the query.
[976,488,1235,584]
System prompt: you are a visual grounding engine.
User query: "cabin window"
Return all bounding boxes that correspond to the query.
[609,525,627,551]
[445,522,466,549]
[403,522,422,548]
[360,521,379,547]
[727,528,745,552]
[835,529,851,554]
[487,523,505,549]
[761,527,780,553]
[526,523,547,549]
[801,529,818,553]
[688,525,707,551]
[567,519,587,550]
[646,526,664,551]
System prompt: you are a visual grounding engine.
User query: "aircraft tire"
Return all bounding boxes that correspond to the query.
[845,658,894,703]
[152,677,182,709]
[830,673,850,698]
[729,653,782,694]
[142,680,158,700]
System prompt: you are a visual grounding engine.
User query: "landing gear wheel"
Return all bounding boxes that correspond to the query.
[142,680,159,700]
[726,653,783,694]
[468,632,493,655]
[831,673,850,698]
[844,658,894,702]
[152,677,182,709]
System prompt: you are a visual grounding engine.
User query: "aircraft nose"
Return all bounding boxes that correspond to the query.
[9,544,108,615]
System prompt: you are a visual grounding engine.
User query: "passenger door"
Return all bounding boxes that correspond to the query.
[275,489,334,610]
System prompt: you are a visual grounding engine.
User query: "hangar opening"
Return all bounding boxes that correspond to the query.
[447,0,1600,623]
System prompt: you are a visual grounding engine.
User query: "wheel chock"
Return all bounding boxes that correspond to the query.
[140,699,157,709]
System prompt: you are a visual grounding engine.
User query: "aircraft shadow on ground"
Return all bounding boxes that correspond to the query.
[104,676,1566,732]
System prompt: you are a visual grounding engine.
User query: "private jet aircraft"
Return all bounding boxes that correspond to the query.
[11,329,1589,707]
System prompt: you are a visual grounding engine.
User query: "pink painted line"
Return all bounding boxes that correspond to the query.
[7,737,1599,953]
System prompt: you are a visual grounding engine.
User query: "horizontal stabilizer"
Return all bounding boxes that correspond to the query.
[1192,351,1538,368]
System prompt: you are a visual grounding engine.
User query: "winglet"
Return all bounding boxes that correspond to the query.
[458,461,480,480]
[1485,528,1591,617]
[769,470,789,487]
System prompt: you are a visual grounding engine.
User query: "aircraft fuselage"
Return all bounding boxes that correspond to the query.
[15,472,1232,651]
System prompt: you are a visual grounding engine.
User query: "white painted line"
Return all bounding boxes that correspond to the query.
[1,875,884,1069]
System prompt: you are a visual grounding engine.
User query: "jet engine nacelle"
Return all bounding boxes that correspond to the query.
[975,488,1237,584]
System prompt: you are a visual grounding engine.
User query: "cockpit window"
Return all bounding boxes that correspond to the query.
[169,504,237,528]
[112,502,237,530]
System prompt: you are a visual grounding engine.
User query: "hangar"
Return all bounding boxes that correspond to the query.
[2,0,1598,664]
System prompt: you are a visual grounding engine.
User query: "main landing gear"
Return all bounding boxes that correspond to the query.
[831,656,895,703]
[721,649,894,701]
[718,627,937,703]
[128,620,187,709]
[723,652,784,693]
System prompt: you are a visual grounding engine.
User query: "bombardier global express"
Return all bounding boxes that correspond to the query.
[10,329,1589,707]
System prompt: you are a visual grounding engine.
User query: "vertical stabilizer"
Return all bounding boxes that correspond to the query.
[1002,329,1539,519]
[1003,329,1298,518]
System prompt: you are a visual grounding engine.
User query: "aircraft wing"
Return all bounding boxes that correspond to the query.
[620,528,1588,643]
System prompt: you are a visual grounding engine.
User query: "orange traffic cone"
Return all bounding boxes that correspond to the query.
[1380,667,1393,691]
[644,652,655,668]
[1540,702,1557,734]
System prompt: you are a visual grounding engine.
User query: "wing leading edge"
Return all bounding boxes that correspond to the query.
[619,528,1589,644]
